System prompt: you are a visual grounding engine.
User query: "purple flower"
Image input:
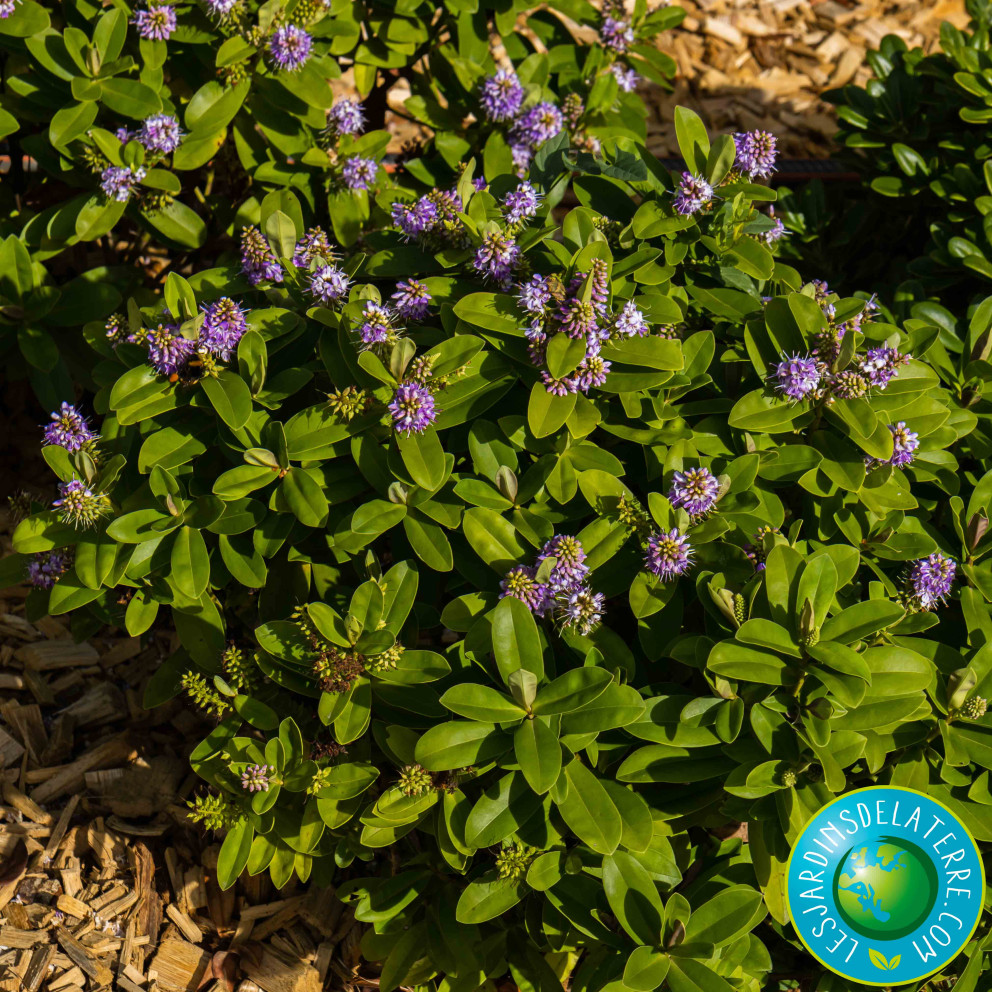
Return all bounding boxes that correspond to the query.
[342,155,378,191]
[391,198,438,240]
[614,300,648,337]
[0,0,17,17]
[611,64,639,92]
[517,275,552,315]
[502,182,541,224]
[199,298,249,360]
[240,226,284,285]
[500,565,550,615]
[479,69,524,122]
[561,587,605,636]
[292,227,334,268]
[138,114,183,153]
[132,3,176,39]
[858,346,909,390]
[309,263,350,305]
[600,16,634,52]
[868,422,919,471]
[473,176,488,191]
[744,525,778,572]
[588,258,610,314]
[558,298,599,342]
[53,480,112,529]
[644,529,694,581]
[473,231,520,288]
[115,126,134,144]
[772,353,821,401]
[537,535,588,594]
[43,403,97,452]
[26,550,71,590]
[268,24,312,71]
[669,467,720,518]
[241,764,271,792]
[542,371,578,396]
[760,207,787,244]
[105,314,134,346]
[357,302,396,347]
[734,130,778,180]
[672,172,713,216]
[100,165,145,202]
[510,102,564,148]
[204,0,238,15]
[811,279,835,320]
[146,322,195,375]
[389,382,437,435]
[908,553,955,610]
[575,355,610,391]
[326,99,366,136]
[391,280,431,321]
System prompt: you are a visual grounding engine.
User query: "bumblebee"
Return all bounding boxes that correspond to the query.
[169,357,206,386]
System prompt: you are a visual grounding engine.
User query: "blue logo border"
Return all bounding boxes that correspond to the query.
[785,786,985,986]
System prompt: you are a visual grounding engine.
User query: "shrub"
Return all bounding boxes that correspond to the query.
[6,106,992,990]
[0,0,681,404]
[779,0,992,311]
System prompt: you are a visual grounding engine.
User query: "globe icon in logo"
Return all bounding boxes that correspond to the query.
[833,836,939,941]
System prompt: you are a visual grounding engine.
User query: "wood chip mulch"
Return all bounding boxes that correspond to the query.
[645,0,969,158]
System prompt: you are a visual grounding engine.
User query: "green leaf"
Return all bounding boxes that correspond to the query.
[683,885,765,947]
[216,818,253,890]
[281,468,328,527]
[674,106,710,174]
[200,371,253,429]
[555,759,621,855]
[623,946,671,992]
[465,771,543,848]
[463,508,529,572]
[603,852,664,944]
[455,871,526,923]
[396,428,447,490]
[492,596,545,683]
[414,722,510,771]
[513,719,562,794]
[528,383,577,438]
[171,526,210,599]
[441,684,525,722]
[533,667,613,715]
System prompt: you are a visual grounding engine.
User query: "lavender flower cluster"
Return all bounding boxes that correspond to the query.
[116,114,185,155]
[500,536,604,635]
[477,69,565,174]
[770,286,910,403]
[517,259,657,396]
[391,189,463,246]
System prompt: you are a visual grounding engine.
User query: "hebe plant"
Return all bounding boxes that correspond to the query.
[6,97,992,992]
[0,0,681,405]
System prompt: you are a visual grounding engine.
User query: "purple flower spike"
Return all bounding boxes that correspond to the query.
[502,182,541,224]
[27,549,71,589]
[500,565,550,615]
[517,275,552,315]
[600,15,634,52]
[138,113,183,153]
[326,99,366,136]
[199,298,249,360]
[645,529,694,581]
[668,467,720,518]
[479,69,524,122]
[268,24,312,71]
[389,382,437,435]
[537,535,589,595]
[611,64,639,92]
[473,231,520,288]
[132,4,176,40]
[146,323,195,375]
[43,403,97,452]
[240,226,284,285]
[53,480,112,529]
[772,353,821,401]
[672,172,713,216]
[309,263,350,305]
[391,280,431,321]
[614,300,649,337]
[100,165,145,202]
[733,130,778,180]
[357,302,396,348]
[561,587,605,636]
[858,346,910,390]
[241,764,271,792]
[342,155,378,191]
[908,553,955,610]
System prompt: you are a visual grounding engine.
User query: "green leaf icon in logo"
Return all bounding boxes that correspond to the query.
[868,949,900,971]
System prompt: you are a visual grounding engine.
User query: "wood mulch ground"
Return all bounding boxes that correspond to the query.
[0,395,365,992]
